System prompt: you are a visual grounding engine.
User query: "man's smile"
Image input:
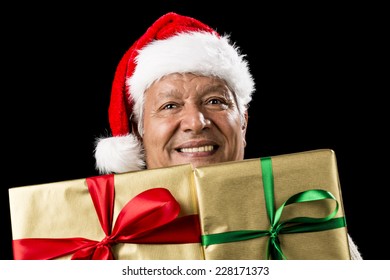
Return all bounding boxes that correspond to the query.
[178,145,215,153]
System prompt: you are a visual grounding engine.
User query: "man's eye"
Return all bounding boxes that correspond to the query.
[162,103,177,110]
[207,98,223,105]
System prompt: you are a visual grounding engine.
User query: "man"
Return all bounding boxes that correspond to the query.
[93,12,362,260]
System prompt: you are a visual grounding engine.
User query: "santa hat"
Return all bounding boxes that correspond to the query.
[94,12,255,174]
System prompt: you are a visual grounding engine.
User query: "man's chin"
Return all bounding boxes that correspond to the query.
[173,158,222,168]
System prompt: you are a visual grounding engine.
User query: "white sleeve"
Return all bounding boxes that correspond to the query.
[348,234,363,260]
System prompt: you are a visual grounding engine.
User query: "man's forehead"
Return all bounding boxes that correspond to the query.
[157,72,227,83]
[146,74,233,98]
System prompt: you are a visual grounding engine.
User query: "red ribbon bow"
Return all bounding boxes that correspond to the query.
[13,174,201,259]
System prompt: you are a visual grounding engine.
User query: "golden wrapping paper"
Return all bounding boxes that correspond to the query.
[9,164,204,260]
[194,149,351,259]
[9,149,350,260]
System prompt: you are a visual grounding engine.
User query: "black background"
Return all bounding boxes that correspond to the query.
[1,2,386,260]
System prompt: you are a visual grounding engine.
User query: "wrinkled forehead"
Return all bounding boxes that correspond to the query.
[146,73,234,96]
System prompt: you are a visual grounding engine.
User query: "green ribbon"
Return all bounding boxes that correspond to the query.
[201,157,346,260]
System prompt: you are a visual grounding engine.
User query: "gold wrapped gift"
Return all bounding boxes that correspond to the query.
[9,149,350,260]
[194,149,351,259]
[9,164,204,260]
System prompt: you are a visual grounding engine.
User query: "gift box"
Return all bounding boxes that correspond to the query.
[9,164,204,260]
[9,149,351,260]
[194,149,351,259]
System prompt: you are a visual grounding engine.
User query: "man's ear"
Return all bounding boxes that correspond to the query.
[242,110,248,132]
[131,120,143,142]
[242,111,248,147]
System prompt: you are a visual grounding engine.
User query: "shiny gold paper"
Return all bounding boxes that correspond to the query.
[194,149,351,260]
[9,149,351,260]
[9,164,204,260]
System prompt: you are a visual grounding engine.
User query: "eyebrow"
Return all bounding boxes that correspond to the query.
[202,84,229,93]
[154,89,181,99]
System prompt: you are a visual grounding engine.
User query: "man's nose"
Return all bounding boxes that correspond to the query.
[180,106,211,133]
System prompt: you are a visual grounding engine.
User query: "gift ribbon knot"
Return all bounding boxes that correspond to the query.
[98,236,116,248]
[269,227,278,239]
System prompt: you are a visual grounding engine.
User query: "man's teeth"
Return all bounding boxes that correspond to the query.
[180,145,214,153]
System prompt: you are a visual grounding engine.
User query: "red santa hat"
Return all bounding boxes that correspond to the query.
[94,12,255,174]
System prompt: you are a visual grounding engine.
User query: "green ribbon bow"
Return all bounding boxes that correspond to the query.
[201,157,346,259]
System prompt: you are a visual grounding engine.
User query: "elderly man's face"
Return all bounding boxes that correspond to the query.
[141,73,247,169]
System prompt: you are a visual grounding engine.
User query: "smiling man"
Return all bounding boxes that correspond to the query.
[93,12,362,260]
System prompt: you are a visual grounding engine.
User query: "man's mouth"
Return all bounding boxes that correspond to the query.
[178,145,215,153]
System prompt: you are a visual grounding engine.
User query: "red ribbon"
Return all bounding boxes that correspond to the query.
[13,174,201,259]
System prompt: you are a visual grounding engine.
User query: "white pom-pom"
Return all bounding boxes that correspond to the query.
[94,134,145,174]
